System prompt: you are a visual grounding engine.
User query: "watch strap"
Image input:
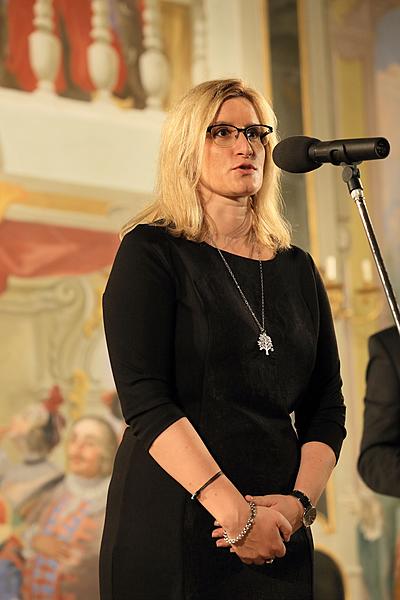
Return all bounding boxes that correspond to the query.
[289,489,317,527]
[289,489,312,510]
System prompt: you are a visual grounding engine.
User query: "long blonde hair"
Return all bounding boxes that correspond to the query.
[121,78,291,250]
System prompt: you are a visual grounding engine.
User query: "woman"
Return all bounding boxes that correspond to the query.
[100,78,346,600]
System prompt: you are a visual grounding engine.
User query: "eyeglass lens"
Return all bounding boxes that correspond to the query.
[208,125,272,147]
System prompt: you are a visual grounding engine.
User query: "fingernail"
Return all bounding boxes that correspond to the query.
[214,520,220,526]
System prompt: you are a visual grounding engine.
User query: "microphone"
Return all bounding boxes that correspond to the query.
[272,135,390,173]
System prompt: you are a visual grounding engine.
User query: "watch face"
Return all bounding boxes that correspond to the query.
[303,506,317,527]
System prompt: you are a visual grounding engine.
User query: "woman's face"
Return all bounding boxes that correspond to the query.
[67,419,104,479]
[198,97,265,204]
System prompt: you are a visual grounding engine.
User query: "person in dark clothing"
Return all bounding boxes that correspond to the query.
[358,326,400,494]
[357,326,400,598]
[99,78,346,600]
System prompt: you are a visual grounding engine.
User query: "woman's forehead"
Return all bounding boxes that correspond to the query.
[214,97,259,123]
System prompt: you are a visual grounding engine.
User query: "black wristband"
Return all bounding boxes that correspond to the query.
[191,471,223,501]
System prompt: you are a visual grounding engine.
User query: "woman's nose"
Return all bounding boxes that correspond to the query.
[235,131,254,155]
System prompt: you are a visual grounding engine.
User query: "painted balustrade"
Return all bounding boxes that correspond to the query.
[191,0,208,85]
[139,0,170,109]
[88,0,119,103]
[25,0,210,109]
[28,0,61,93]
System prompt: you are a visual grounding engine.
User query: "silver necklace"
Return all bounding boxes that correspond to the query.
[215,248,274,356]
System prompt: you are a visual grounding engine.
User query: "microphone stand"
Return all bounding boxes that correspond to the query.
[341,164,400,336]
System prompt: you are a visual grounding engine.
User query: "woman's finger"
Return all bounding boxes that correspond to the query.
[276,511,292,543]
[245,494,273,506]
[211,527,224,538]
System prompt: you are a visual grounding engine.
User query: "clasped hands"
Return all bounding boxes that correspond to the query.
[211,494,304,566]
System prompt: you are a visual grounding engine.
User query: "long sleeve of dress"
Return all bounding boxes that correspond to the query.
[294,254,346,462]
[358,330,400,496]
[103,226,185,450]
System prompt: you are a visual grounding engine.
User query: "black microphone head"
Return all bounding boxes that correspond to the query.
[272,136,322,173]
[374,137,390,159]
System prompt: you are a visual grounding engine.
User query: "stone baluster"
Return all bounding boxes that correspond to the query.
[191,0,208,85]
[28,0,62,93]
[139,0,170,110]
[87,0,119,103]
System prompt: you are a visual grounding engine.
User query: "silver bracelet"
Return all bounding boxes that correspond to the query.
[223,501,257,546]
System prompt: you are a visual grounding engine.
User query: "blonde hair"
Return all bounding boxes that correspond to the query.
[122,78,291,250]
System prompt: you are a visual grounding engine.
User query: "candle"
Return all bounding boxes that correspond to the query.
[325,255,337,281]
[361,258,373,283]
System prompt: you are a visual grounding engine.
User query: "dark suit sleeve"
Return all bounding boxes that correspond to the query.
[358,333,400,496]
[102,226,185,450]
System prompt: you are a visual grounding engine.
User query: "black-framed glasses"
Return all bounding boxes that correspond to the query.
[206,123,273,147]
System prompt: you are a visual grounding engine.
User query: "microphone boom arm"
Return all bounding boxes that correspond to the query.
[342,164,400,335]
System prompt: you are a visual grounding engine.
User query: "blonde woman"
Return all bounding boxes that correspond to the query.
[100,79,346,600]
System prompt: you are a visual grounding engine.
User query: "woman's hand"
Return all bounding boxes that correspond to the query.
[213,505,292,566]
[245,494,304,533]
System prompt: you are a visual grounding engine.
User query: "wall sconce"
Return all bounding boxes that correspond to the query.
[322,256,384,322]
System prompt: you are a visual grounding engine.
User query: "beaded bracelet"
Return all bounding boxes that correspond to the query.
[223,501,257,546]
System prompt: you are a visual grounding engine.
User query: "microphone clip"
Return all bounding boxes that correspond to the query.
[341,163,363,195]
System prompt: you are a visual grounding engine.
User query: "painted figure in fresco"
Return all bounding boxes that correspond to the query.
[22,416,118,600]
[101,390,126,443]
[0,387,65,600]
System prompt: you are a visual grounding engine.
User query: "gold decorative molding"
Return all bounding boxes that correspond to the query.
[0,182,27,220]
[262,0,273,100]
[297,0,320,263]
[0,179,111,221]
[83,271,109,337]
[69,369,89,420]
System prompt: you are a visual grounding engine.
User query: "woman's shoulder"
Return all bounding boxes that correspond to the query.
[277,244,315,269]
[119,223,176,259]
[122,223,170,246]
[106,224,176,290]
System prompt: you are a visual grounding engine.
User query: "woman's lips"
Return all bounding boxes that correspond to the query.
[233,163,256,170]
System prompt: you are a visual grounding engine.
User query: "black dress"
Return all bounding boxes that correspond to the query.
[100,224,346,600]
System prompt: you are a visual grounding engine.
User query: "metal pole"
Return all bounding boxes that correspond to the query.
[342,164,400,337]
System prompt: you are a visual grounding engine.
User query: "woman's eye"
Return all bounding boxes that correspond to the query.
[214,127,232,138]
[246,127,259,140]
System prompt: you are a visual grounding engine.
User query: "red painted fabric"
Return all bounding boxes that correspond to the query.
[0,219,120,293]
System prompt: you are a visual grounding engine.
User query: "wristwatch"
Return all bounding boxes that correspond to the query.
[289,490,317,527]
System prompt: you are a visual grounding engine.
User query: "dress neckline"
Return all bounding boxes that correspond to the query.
[201,241,279,263]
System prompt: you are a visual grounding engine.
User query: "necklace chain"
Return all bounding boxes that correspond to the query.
[216,248,265,333]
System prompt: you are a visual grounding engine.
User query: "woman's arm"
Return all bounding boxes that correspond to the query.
[149,416,292,562]
[240,441,335,533]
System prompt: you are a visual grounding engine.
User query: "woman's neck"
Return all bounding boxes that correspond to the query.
[201,195,274,260]
[203,195,252,247]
